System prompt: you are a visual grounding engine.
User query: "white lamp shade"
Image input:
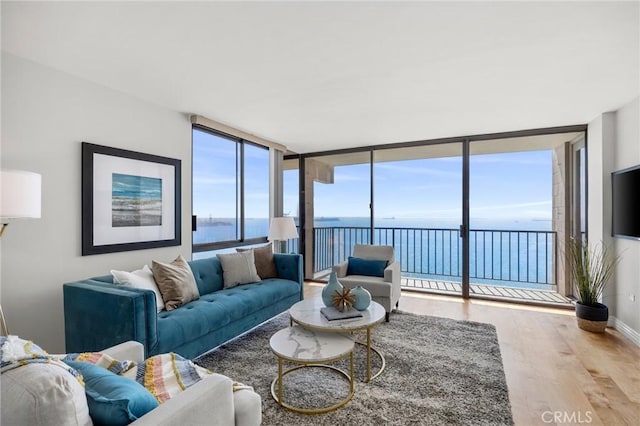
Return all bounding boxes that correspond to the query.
[1,170,42,219]
[268,217,299,241]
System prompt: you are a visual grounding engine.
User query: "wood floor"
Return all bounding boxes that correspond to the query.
[304,282,640,426]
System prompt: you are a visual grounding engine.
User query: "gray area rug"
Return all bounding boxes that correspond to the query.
[196,311,513,425]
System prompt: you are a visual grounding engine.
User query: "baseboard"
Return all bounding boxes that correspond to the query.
[608,315,640,347]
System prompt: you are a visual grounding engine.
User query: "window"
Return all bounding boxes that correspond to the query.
[192,126,270,252]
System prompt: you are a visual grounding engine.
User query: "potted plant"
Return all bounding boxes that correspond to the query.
[567,239,619,333]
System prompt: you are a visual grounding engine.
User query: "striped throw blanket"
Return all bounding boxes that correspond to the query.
[137,352,253,404]
[0,335,82,383]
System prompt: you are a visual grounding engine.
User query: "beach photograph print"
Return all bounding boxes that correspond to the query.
[112,173,162,227]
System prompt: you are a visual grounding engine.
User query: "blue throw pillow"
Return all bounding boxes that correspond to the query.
[64,360,159,426]
[347,256,388,277]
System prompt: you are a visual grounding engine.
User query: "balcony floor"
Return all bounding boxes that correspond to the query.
[314,270,573,308]
[402,277,573,307]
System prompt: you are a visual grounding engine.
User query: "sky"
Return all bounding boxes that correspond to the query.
[299,149,553,223]
[194,128,553,226]
[193,129,269,219]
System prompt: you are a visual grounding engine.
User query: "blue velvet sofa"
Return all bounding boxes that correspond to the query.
[63,253,303,359]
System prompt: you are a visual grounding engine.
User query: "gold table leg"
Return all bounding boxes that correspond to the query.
[277,357,283,405]
[350,351,354,393]
[270,360,355,414]
[353,326,386,382]
[366,328,371,381]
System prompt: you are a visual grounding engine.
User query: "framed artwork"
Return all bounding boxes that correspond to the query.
[82,142,181,255]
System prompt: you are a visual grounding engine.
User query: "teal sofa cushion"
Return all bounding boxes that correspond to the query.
[188,257,225,295]
[155,278,300,354]
[64,360,159,426]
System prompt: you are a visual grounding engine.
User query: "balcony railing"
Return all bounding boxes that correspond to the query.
[313,226,557,286]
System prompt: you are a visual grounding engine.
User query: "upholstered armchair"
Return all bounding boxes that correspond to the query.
[332,244,401,321]
[1,339,262,426]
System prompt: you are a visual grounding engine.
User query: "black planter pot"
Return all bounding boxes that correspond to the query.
[575,302,608,332]
[576,302,608,321]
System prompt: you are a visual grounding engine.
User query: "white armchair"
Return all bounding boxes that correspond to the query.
[104,341,262,426]
[333,244,401,321]
[1,340,262,426]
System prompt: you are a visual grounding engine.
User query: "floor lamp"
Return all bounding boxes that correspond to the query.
[268,217,299,254]
[1,169,42,335]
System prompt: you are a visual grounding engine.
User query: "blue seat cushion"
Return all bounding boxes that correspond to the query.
[347,257,388,277]
[64,360,159,426]
[155,278,300,354]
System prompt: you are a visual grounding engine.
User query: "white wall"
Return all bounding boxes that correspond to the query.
[611,98,640,337]
[588,96,640,343]
[1,53,192,352]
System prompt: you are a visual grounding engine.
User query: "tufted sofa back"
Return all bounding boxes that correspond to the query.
[188,256,225,296]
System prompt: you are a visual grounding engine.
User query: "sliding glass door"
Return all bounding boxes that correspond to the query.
[469,137,561,297]
[374,143,464,295]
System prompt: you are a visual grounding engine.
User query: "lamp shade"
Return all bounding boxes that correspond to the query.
[267,217,298,241]
[1,170,42,219]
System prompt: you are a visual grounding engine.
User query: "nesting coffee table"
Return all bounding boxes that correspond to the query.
[269,326,355,414]
[288,297,386,382]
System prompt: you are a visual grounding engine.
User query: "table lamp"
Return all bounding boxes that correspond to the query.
[267,217,299,253]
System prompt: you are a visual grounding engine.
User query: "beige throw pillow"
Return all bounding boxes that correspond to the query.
[151,255,200,311]
[217,250,261,289]
[237,243,278,279]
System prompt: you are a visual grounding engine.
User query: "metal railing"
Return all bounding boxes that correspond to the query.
[286,235,299,255]
[313,226,557,286]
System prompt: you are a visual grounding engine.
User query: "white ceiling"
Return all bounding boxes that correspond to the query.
[2,1,638,154]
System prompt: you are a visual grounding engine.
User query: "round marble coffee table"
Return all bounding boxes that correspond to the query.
[269,326,355,414]
[289,297,386,382]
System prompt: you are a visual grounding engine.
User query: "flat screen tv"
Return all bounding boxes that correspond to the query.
[612,164,640,240]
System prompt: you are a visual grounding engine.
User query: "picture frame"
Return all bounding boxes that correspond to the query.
[82,142,181,255]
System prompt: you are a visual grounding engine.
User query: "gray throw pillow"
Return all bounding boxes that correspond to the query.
[237,243,278,279]
[217,250,261,288]
[151,255,200,311]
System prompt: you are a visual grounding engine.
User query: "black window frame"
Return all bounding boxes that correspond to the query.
[192,124,270,253]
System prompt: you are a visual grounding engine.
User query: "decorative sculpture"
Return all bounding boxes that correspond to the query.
[332,287,356,312]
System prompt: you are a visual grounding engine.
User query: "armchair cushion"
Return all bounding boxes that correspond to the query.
[338,275,395,298]
[64,360,159,426]
[1,362,92,426]
[347,256,388,277]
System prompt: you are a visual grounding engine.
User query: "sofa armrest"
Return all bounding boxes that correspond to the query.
[63,281,157,357]
[333,261,348,278]
[131,373,235,426]
[274,253,304,300]
[101,341,145,364]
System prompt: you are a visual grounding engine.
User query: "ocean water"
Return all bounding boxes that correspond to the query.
[194,217,554,290]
